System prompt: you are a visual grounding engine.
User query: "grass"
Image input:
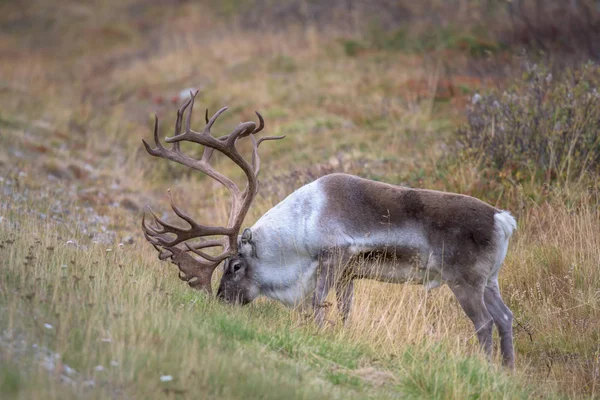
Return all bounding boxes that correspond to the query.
[0,0,599,398]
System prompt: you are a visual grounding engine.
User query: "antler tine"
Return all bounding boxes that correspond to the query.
[251,133,286,175]
[227,111,264,142]
[198,109,215,162]
[141,212,160,240]
[172,97,192,152]
[253,111,265,134]
[226,122,257,146]
[256,135,286,147]
[141,214,177,262]
[184,90,197,135]
[184,242,227,263]
[250,134,260,176]
[167,189,201,229]
[188,238,226,250]
[162,90,200,143]
[142,208,171,236]
[204,106,229,134]
[141,114,164,155]
[147,207,185,235]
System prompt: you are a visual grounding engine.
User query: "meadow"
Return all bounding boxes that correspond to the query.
[1,1,599,398]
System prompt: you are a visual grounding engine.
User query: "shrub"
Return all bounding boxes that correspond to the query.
[455,63,600,185]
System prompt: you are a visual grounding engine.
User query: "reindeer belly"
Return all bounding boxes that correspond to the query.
[349,245,442,288]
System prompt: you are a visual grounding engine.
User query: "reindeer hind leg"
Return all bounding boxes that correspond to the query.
[449,279,494,358]
[484,279,514,368]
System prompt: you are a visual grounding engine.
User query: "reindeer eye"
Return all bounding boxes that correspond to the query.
[232,262,242,273]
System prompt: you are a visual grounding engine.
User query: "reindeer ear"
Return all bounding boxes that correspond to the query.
[241,228,253,244]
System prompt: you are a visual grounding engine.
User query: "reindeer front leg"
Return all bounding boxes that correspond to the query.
[312,257,336,328]
[312,248,354,327]
[335,277,354,325]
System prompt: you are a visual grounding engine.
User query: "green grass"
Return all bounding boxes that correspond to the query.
[0,363,22,397]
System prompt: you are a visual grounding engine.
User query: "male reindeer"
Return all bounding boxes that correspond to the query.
[142,92,517,368]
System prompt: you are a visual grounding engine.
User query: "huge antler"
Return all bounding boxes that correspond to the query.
[141,90,284,293]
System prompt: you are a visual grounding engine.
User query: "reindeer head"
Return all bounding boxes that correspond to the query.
[216,228,260,304]
[141,91,283,296]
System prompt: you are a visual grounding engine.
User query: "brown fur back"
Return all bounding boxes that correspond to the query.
[319,173,498,268]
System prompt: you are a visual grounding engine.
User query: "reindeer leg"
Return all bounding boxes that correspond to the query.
[312,257,336,328]
[449,280,494,359]
[484,279,514,368]
[335,277,354,325]
[312,247,353,328]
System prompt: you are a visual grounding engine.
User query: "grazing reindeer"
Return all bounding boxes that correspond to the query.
[142,92,517,368]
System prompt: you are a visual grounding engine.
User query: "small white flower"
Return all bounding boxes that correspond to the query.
[94,365,104,372]
[160,375,173,382]
[66,240,76,246]
[44,323,54,330]
[64,365,76,375]
[61,264,68,269]
[110,360,119,367]
[106,248,112,252]
[472,93,482,104]
[100,338,112,343]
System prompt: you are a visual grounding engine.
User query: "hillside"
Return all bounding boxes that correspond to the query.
[1,1,599,398]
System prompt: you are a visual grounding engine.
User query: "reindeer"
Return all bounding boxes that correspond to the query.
[142,92,517,368]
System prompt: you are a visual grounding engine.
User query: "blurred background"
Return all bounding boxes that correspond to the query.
[1,1,599,398]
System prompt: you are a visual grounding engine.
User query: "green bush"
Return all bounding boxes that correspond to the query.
[455,64,600,185]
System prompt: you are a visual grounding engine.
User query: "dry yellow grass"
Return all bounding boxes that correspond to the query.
[0,1,599,398]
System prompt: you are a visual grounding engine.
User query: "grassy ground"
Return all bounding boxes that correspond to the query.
[1,1,599,398]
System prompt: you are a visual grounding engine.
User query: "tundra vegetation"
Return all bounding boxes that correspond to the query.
[0,1,599,399]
